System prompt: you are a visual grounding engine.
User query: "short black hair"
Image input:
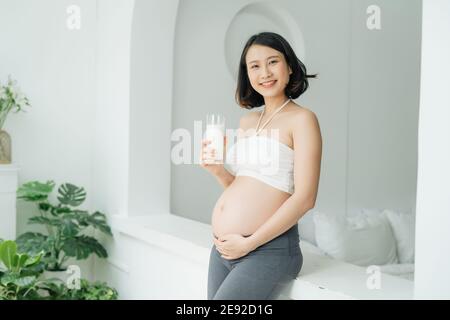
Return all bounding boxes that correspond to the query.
[235,32,317,109]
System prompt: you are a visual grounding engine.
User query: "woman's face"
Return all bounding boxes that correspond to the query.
[245,44,292,98]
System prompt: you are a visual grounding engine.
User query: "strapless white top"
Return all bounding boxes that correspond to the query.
[226,135,295,194]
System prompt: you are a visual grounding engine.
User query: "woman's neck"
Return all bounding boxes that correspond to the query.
[263,96,290,114]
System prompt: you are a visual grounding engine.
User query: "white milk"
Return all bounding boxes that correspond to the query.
[204,123,225,164]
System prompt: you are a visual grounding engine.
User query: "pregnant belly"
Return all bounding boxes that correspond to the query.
[211,176,291,239]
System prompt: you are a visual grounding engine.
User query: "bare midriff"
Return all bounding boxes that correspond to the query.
[211,175,291,239]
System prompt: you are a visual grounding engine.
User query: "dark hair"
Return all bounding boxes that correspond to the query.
[235,32,317,109]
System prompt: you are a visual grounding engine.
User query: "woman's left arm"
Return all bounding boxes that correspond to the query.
[247,110,323,251]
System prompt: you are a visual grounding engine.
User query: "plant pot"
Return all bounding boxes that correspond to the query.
[43,268,82,291]
[43,269,70,284]
[0,129,11,164]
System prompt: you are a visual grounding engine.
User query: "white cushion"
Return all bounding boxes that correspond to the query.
[383,209,415,263]
[360,207,384,217]
[379,263,415,281]
[298,211,317,245]
[314,210,398,266]
[300,239,326,256]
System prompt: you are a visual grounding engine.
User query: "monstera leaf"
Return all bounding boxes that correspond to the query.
[16,180,55,202]
[62,236,107,260]
[28,216,61,227]
[60,218,79,238]
[57,183,86,207]
[73,211,112,236]
[16,180,113,272]
[51,205,72,216]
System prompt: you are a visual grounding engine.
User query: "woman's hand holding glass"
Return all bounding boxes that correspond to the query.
[200,136,227,177]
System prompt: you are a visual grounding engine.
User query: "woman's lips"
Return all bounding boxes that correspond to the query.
[260,80,277,88]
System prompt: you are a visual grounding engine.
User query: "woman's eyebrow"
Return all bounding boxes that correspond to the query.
[247,55,280,64]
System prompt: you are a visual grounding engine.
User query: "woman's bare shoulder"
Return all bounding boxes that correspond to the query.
[239,110,261,128]
[289,104,318,121]
[286,104,320,140]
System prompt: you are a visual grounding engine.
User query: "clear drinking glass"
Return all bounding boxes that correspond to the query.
[204,114,226,164]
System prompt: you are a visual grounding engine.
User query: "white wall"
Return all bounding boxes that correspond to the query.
[414,0,450,299]
[346,0,421,216]
[0,0,96,227]
[0,0,97,278]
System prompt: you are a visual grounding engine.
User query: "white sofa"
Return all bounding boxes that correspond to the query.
[299,208,416,281]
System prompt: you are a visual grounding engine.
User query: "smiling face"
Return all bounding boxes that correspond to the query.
[245,44,292,99]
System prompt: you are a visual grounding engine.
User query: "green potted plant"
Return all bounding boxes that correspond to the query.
[15,180,113,275]
[0,75,30,164]
[0,239,56,300]
[0,240,111,300]
[46,278,118,300]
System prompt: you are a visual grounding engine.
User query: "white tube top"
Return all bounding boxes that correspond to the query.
[226,135,295,194]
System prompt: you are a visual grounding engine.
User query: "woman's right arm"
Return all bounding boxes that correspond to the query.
[214,168,235,189]
[200,137,235,189]
[200,114,251,188]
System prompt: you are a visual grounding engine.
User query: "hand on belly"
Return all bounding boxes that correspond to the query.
[213,233,255,260]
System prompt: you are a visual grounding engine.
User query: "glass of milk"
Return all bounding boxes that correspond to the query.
[204,114,225,164]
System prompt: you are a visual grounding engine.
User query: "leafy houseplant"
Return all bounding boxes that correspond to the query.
[16,180,113,271]
[0,240,117,300]
[0,240,49,300]
[0,75,30,164]
[47,278,118,300]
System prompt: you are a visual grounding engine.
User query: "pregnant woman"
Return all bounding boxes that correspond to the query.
[200,32,322,300]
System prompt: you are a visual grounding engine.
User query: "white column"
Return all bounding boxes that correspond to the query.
[128,0,179,216]
[415,0,450,299]
[0,164,19,241]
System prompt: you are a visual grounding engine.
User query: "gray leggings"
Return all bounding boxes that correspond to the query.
[207,224,303,300]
